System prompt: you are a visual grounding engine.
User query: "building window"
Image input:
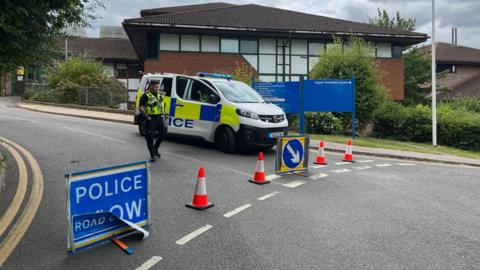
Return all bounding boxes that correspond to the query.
[259,38,276,54]
[103,63,114,78]
[291,56,307,74]
[259,55,276,73]
[221,38,239,53]
[376,42,392,58]
[201,35,219,52]
[242,55,258,71]
[240,39,258,54]
[290,39,307,55]
[128,63,140,78]
[116,63,127,79]
[308,57,319,71]
[392,45,402,58]
[160,34,179,51]
[308,42,324,56]
[181,35,200,51]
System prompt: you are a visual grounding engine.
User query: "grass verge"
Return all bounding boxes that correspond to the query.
[308,134,480,160]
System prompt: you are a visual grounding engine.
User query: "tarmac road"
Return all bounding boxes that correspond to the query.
[1,99,480,270]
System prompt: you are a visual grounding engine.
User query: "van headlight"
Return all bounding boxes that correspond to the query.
[236,108,259,120]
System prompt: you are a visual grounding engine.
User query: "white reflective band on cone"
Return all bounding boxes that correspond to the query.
[256,160,265,172]
[195,177,207,195]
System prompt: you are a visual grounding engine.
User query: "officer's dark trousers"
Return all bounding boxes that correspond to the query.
[145,115,166,157]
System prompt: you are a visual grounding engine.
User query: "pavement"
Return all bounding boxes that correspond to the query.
[17,101,480,167]
[2,98,480,269]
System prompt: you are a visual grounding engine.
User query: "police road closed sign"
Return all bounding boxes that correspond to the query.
[66,161,150,253]
[275,136,309,173]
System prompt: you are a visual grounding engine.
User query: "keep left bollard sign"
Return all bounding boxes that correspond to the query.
[275,136,309,174]
[66,161,150,253]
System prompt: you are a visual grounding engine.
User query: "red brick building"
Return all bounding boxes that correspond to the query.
[123,2,428,100]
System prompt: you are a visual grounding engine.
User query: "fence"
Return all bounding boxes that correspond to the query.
[24,81,129,109]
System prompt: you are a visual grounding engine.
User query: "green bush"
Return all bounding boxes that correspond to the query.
[34,56,127,107]
[305,112,344,135]
[372,101,480,151]
[442,98,480,114]
[309,37,388,132]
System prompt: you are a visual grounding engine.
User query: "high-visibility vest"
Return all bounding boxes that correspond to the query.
[145,92,165,115]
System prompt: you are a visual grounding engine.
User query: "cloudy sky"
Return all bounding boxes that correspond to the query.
[86,0,480,48]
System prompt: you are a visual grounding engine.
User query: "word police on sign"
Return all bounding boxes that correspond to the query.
[66,161,150,253]
[275,136,310,175]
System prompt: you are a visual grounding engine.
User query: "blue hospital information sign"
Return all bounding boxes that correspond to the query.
[66,161,150,253]
[253,82,300,113]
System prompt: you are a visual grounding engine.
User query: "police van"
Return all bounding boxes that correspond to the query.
[134,72,288,153]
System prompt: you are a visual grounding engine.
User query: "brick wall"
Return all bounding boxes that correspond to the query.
[144,52,257,77]
[375,58,405,100]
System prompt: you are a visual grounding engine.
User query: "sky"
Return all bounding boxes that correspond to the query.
[86,0,480,48]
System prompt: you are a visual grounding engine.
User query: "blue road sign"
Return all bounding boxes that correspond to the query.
[282,139,304,169]
[252,81,300,113]
[66,161,150,253]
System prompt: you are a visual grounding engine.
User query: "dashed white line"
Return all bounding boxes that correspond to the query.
[335,162,351,165]
[357,160,374,163]
[266,174,282,181]
[0,115,39,123]
[175,225,213,245]
[223,204,252,218]
[397,163,416,166]
[353,165,372,170]
[311,164,326,169]
[135,256,163,270]
[257,191,279,201]
[331,168,351,174]
[376,163,392,167]
[309,173,328,180]
[282,180,306,188]
[62,126,127,143]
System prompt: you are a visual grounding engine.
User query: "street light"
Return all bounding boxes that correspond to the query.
[432,0,437,146]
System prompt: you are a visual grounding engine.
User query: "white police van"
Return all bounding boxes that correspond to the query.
[134,72,288,153]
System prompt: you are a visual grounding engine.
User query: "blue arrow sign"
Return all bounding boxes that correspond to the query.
[282,139,304,169]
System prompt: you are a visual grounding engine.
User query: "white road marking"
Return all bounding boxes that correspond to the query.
[282,180,306,188]
[353,166,372,170]
[62,127,127,143]
[0,115,39,123]
[223,204,252,218]
[310,173,328,180]
[335,162,351,165]
[311,164,326,169]
[266,174,282,181]
[135,256,163,270]
[376,163,392,167]
[397,163,416,166]
[331,168,351,174]
[257,192,279,201]
[175,225,213,245]
[357,160,374,163]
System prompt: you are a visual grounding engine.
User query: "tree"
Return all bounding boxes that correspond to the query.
[368,9,431,105]
[309,37,388,131]
[0,0,101,73]
[368,8,416,32]
[403,48,431,105]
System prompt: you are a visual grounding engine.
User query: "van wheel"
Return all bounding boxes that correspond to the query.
[217,127,237,153]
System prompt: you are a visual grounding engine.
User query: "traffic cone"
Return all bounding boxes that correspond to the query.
[186,167,214,210]
[249,152,270,185]
[342,140,355,162]
[314,141,328,165]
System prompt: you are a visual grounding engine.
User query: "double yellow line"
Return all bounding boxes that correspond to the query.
[0,137,44,267]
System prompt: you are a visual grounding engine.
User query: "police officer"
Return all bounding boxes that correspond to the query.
[139,80,166,162]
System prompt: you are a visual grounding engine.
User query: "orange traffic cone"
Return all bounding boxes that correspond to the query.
[186,167,214,210]
[249,152,270,185]
[342,140,355,162]
[314,141,328,165]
